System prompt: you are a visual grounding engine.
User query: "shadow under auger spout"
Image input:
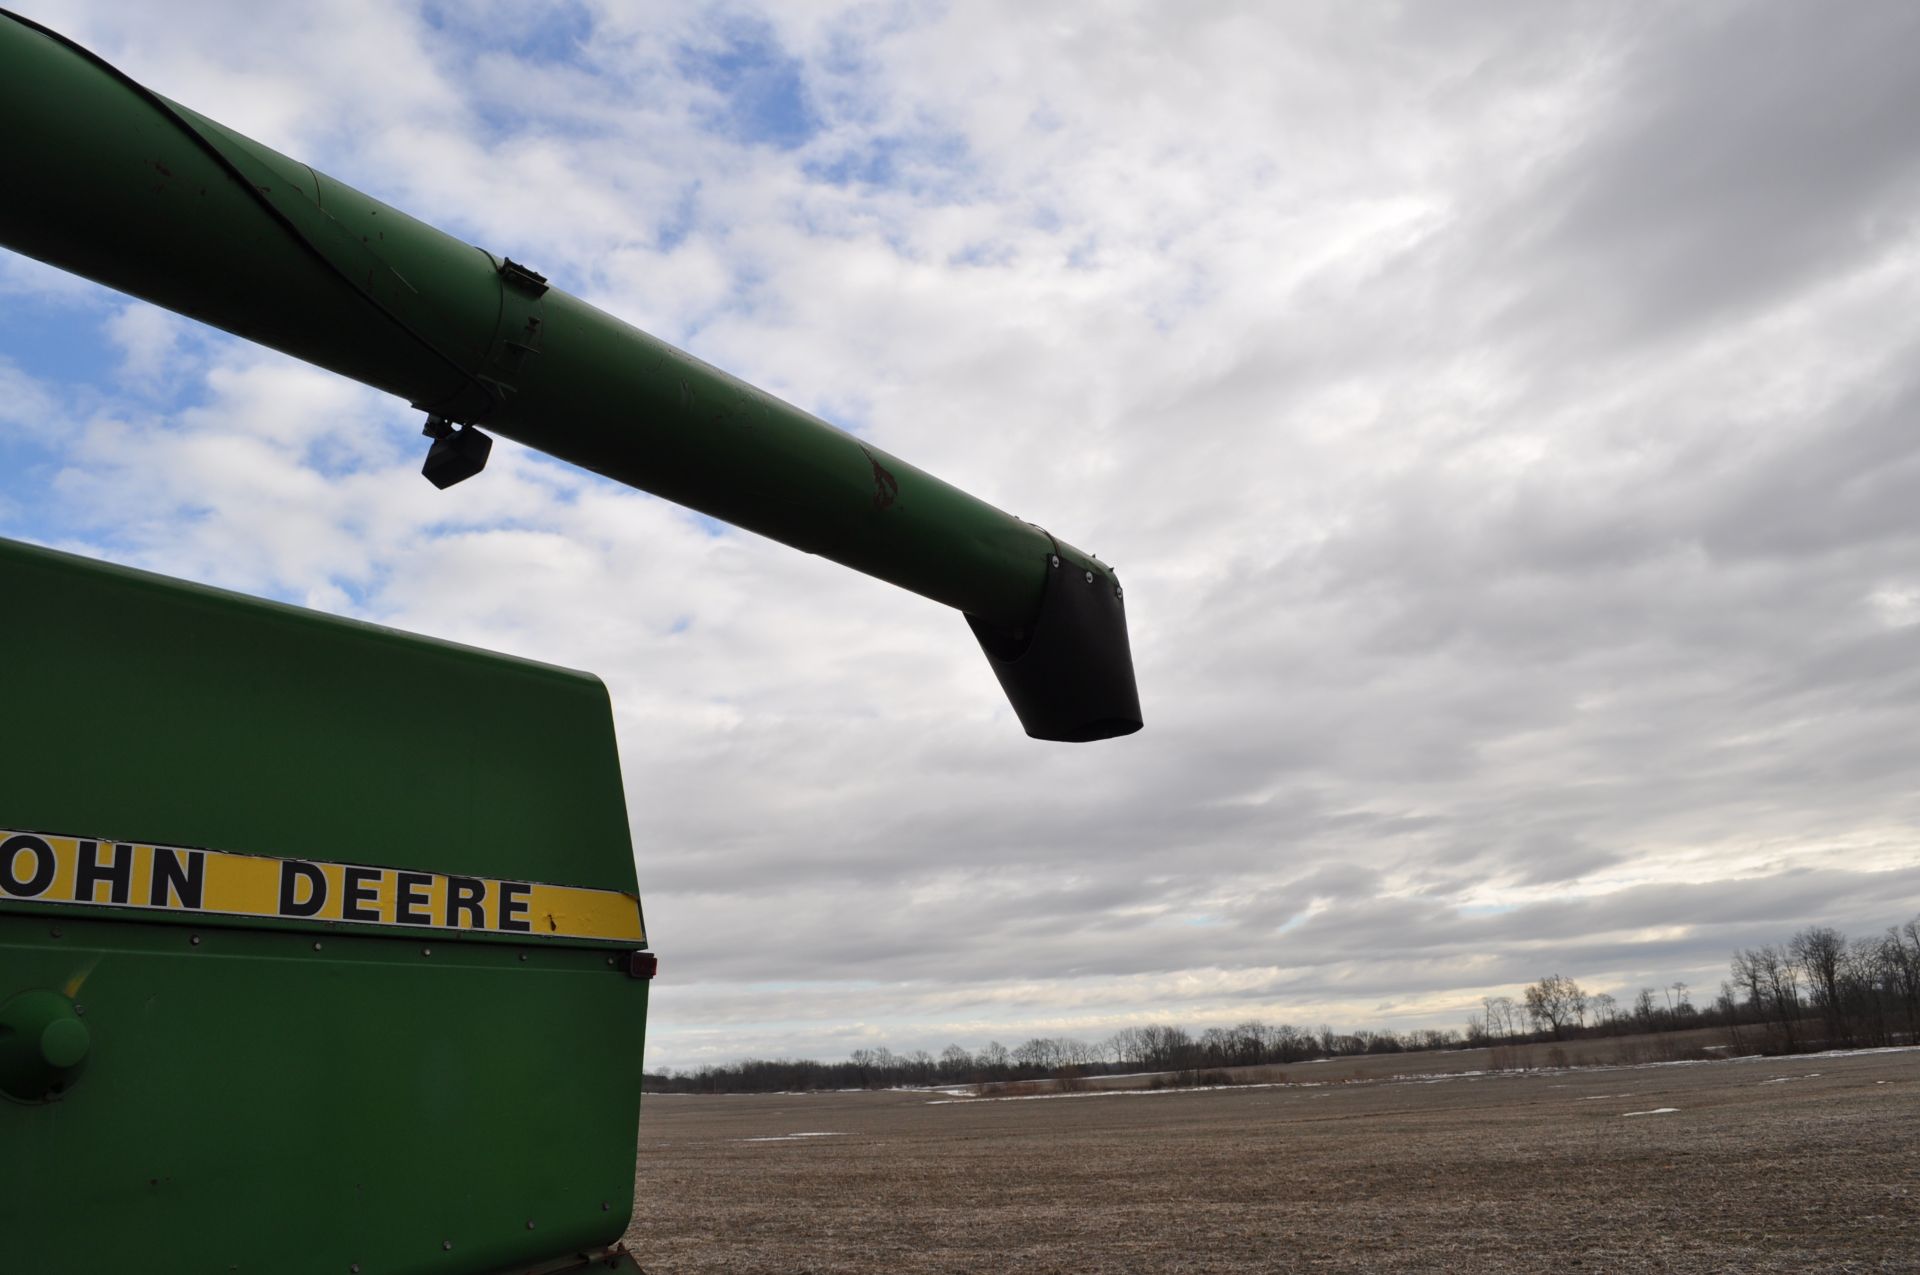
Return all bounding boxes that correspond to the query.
[0,8,1141,742]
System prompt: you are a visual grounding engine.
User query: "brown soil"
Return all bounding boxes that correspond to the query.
[624,1046,1920,1273]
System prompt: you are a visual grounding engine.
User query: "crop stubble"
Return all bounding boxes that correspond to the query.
[625,1048,1919,1273]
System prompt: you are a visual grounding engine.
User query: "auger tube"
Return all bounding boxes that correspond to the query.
[0,10,1141,741]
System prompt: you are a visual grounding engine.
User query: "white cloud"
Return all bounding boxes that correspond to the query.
[6,1,1920,1069]
[102,302,192,389]
[0,359,60,437]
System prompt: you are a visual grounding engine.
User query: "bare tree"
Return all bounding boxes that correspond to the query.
[1229,1020,1273,1066]
[1734,945,1800,1050]
[939,1044,973,1080]
[1104,1028,1145,1069]
[1843,943,1890,1047]
[1886,918,1920,1043]
[1791,926,1848,1045]
[1139,1024,1195,1070]
[1272,1023,1313,1062]
[1714,980,1739,1019]
[1480,995,1521,1041]
[1523,974,1587,1039]
[1730,952,1765,1022]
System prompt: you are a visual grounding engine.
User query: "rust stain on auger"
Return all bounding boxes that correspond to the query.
[861,446,899,511]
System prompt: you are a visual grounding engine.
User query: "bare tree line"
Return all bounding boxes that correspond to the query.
[1725,919,1920,1052]
[1466,917,1920,1054]
[645,1020,1464,1094]
[645,915,1920,1094]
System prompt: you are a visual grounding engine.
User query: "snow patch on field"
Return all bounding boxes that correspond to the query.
[740,1132,844,1142]
[928,1083,1291,1105]
[1621,1108,1680,1117]
[1758,1046,1919,1062]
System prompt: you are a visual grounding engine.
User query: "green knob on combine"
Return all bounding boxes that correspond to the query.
[0,989,91,1103]
[40,1015,89,1069]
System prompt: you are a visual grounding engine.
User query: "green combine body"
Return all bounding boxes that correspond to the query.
[1,538,650,1271]
[0,10,1141,1272]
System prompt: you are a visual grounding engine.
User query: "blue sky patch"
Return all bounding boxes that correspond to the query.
[1458,903,1519,917]
[422,1,595,69]
[657,183,704,253]
[805,128,973,199]
[0,298,118,391]
[680,21,819,151]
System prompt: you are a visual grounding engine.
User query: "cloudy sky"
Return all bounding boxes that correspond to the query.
[5,1,1920,1070]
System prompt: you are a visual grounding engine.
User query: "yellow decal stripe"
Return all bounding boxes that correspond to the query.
[0,830,643,943]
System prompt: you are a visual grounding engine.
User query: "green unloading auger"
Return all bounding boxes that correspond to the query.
[0,9,1142,744]
[0,11,1140,1275]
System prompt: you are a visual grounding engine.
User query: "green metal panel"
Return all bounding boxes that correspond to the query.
[0,912,647,1274]
[0,540,650,1273]
[0,539,636,898]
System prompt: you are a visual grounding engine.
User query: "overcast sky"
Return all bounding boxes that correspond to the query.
[5,1,1920,1070]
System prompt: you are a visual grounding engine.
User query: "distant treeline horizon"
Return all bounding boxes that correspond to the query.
[644,916,1920,1094]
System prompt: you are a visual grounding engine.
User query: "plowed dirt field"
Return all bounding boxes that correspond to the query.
[625,1047,1920,1273]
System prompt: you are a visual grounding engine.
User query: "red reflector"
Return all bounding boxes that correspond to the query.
[627,951,658,980]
